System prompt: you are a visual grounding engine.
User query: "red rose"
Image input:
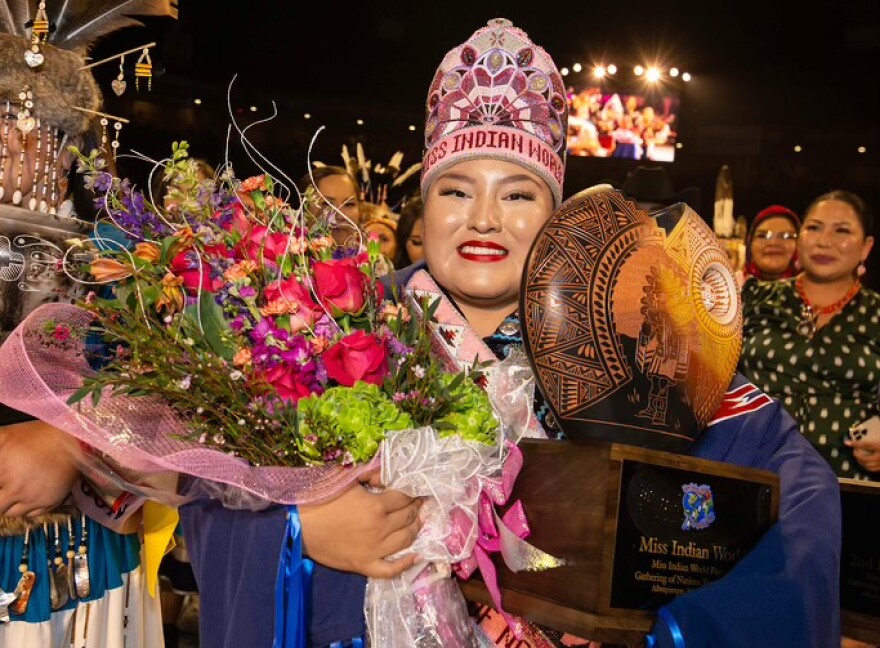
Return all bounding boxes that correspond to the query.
[261,364,317,403]
[323,330,389,387]
[170,251,222,294]
[312,260,368,315]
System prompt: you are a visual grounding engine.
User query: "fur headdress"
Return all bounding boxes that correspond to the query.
[0,0,177,212]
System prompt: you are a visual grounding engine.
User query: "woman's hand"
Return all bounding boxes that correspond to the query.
[845,416,880,473]
[0,421,82,517]
[299,470,423,578]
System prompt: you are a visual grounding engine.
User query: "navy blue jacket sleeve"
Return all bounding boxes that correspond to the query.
[649,375,841,648]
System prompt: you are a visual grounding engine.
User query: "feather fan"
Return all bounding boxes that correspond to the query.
[50,0,178,53]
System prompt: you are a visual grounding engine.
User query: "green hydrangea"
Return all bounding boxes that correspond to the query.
[297,382,413,464]
[435,374,498,445]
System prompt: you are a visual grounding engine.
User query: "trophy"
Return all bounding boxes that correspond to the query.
[461,189,779,642]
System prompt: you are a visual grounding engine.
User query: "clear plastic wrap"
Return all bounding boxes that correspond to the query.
[365,351,541,647]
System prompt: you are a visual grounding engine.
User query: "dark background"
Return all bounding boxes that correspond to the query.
[89,1,879,270]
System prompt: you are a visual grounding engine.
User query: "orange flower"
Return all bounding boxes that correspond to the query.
[133,242,161,263]
[169,227,195,257]
[224,260,258,282]
[232,348,252,367]
[90,258,133,282]
[239,174,268,192]
[308,236,335,253]
[380,303,411,323]
[156,272,185,313]
[259,298,300,317]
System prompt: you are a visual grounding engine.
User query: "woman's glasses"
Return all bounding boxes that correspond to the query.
[753,230,798,242]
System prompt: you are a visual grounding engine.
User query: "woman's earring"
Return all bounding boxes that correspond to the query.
[135,48,152,92]
[858,263,866,277]
[112,55,127,96]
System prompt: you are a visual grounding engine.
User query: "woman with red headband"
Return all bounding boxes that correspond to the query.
[742,205,801,281]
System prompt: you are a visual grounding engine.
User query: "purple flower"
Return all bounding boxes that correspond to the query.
[239,286,257,299]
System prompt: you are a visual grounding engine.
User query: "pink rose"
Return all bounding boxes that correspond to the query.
[222,200,251,235]
[170,251,222,294]
[261,364,317,403]
[237,225,294,264]
[323,330,389,387]
[312,260,368,315]
[263,277,323,333]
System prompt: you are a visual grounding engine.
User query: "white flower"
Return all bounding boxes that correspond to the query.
[183,338,195,346]
[178,375,192,390]
[212,433,226,445]
[412,364,426,379]
[230,370,243,381]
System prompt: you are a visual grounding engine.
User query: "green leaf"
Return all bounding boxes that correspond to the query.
[67,383,95,405]
[159,236,178,264]
[185,291,234,361]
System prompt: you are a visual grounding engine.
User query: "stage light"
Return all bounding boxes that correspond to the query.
[633,65,644,76]
[669,67,680,78]
[793,145,802,153]
[356,119,364,125]
[560,67,569,76]
[607,64,617,75]
[408,125,416,131]
[193,98,202,105]
[645,67,661,82]
[250,106,257,112]
[675,142,684,149]
[592,66,606,79]
[857,146,867,154]
[572,62,582,73]
[304,113,311,119]
[682,72,692,82]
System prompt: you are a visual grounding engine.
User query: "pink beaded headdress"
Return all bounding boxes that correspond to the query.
[421,18,568,206]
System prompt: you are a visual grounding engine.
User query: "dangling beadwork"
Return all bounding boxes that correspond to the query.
[74,513,91,598]
[0,101,10,201]
[38,126,52,212]
[111,120,123,160]
[66,515,77,600]
[28,120,42,211]
[112,55,127,96]
[24,1,49,68]
[135,47,152,91]
[10,528,36,615]
[50,521,71,610]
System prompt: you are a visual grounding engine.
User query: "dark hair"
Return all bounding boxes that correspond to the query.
[393,195,424,268]
[803,190,874,238]
[295,165,359,200]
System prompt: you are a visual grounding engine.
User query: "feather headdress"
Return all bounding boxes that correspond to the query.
[321,143,421,215]
[0,0,177,213]
[0,0,177,52]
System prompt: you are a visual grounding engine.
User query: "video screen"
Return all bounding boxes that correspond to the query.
[566,87,681,162]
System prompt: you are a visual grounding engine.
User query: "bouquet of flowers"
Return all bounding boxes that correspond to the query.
[64,142,496,470]
[0,142,558,645]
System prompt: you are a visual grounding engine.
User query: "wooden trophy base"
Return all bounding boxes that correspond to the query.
[460,439,779,644]
[840,478,880,645]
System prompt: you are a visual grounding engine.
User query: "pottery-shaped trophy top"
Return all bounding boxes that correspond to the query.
[521,188,742,452]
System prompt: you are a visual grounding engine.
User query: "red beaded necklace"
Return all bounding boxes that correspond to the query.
[794,274,861,339]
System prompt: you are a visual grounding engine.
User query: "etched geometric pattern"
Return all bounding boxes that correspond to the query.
[523,190,648,416]
[523,193,743,439]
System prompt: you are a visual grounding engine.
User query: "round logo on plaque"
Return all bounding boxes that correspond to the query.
[520,188,742,452]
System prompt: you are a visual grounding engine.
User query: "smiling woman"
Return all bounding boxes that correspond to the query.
[423,159,554,335]
[740,190,880,480]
